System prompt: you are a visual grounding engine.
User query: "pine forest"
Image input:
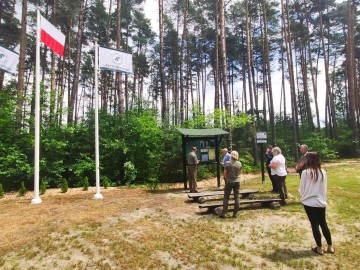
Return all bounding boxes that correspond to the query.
[0,0,359,191]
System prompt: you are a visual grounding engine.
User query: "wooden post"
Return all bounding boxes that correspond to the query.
[215,135,221,187]
[182,135,187,189]
[260,143,265,184]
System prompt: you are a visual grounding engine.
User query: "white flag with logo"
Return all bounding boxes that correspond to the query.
[0,45,19,75]
[99,46,133,74]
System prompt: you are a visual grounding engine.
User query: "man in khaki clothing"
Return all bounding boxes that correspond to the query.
[187,147,199,193]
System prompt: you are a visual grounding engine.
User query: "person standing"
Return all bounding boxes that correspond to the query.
[299,152,335,255]
[269,147,288,204]
[295,144,309,177]
[265,146,278,192]
[219,151,242,218]
[187,147,199,193]
[221,148,231,182]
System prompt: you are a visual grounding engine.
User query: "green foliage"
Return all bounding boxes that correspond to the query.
[83,176,89,191]
[102,176,110,189]
[0,183,4,198]
[147,177,160,191]
[18,181,27,196]
[335,127,360,158]
[302,132,338,161]
[239,152,255,173]
[40,180,48,195]
[61,178,69,193]
[197,164,216,179]
[124,161,137,184]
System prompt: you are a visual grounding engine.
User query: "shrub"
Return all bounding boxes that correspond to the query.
[0,183,4,198]
[40,180,48,195]
[124,161,137,184]
[83,176,89,191]
[147,177,160,191]
[18,181,27,196]
[302,132,338,161]
[60,178,68,193]
[102,176,110,189]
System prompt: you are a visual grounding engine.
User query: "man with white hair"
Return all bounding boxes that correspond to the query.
[295,144,309,177]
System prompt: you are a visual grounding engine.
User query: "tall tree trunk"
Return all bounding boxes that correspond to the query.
[245,0,257,163]
[346,0,359,142]
[299,36,314,130]
[219,0,229,114]
[101,0,113,112]
[49,0,57,125]
[261,0,276,145]
[214,0,220,111]
[283,0,299,160]
[68,0,85,124]
[179,0,189,123]
[319,11,338,138]
[16,0,28,125]
[159,0,166,123]
[305,2,320,130]
[116,0,124,113]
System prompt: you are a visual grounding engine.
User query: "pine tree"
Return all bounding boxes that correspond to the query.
[83,176,89,191]
[18,181,27,196]
[0,183,4,198]
[61,178,68,193]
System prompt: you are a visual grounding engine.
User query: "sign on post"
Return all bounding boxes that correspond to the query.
[99,46,133,74]
[0,45,19,75]
[256,132,267,144]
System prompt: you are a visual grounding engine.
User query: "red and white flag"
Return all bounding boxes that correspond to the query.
[40,15,65,57]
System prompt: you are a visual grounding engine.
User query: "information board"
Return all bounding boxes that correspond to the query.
[185,138,216,162]
[256,131,267,144]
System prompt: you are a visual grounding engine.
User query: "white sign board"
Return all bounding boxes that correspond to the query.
[99,46,133,74]
[256,131,267,144]
[0,46,19,75]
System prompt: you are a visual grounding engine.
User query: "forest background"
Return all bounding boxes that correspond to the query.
[0,0,359,191]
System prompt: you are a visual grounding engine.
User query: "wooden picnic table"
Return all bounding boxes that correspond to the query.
[188,189,258,202]
[198,198,283,212]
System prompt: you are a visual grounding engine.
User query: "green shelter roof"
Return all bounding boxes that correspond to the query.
[177,128,229,137]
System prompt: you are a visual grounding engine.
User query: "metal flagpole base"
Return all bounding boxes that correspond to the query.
[31,197,42,204]
[93,193,104,199]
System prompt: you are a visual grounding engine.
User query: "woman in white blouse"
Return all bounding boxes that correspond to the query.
[268,147,288,204]
[299,152,335,255]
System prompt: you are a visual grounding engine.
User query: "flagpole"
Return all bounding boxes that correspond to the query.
[31,9,42,204]
[93,38,103,200]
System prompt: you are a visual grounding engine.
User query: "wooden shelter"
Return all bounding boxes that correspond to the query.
[178,128,229,189]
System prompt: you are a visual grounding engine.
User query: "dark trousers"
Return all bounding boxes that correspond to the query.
[267,167,278,192]
[304,205,332,247]
[272,174,287,201]
[187,166,197,192]
[222,182,240,216]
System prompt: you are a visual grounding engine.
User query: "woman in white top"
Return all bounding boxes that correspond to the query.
[268,147,288,204]
[299,152,335,255]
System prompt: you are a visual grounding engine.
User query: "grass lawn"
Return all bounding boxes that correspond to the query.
[0,160,359,269]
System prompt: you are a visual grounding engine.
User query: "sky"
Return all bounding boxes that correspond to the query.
[11,0,328,124]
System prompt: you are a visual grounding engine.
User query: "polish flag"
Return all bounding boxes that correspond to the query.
[40,16,65,57]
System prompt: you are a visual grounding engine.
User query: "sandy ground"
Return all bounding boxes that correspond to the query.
[0,168,357,269]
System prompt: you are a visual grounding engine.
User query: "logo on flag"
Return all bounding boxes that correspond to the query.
[99,47,133,74]
[0,45,19,75]
[40,16,65,57]
[112,55,123,65]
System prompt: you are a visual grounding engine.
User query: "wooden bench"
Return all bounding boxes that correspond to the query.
[198,198,283,212]
[188,189,258,202]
